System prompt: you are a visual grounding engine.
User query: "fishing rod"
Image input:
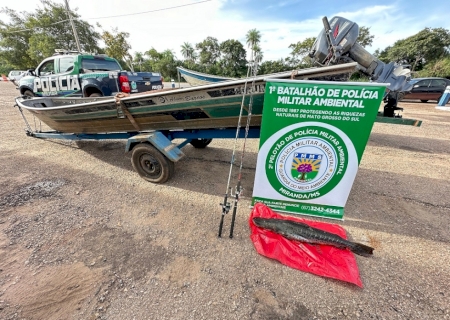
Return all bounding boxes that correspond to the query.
[228,59,258,238]
[218,193,231,238]
[218,64,252,238]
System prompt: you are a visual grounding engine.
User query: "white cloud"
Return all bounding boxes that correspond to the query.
[2,0,450,62]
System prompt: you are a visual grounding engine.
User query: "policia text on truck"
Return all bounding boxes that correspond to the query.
[18,50,164,98]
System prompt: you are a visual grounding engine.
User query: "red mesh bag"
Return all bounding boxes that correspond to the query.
[250,202,363,287]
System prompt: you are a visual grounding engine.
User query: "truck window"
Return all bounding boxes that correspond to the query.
[59,57,75,73]
[39,60,55,76]
[81,58,121,71]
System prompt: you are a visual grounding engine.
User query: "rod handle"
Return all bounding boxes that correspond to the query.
[229,207,237,238]
[218,214,225,238]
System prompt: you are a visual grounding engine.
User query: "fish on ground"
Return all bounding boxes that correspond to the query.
[252,217,374,257]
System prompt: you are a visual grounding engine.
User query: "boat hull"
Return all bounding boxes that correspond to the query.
[176,66,235,86]
[16,63,358,134]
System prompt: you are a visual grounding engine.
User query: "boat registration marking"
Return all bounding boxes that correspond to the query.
[159,94,206,104]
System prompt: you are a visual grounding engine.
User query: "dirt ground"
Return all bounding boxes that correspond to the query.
[0,81,449,320]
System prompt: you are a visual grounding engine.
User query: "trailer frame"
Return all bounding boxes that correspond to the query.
[25,127,261,183]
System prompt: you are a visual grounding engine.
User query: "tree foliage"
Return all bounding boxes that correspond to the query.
[259,59,291,74]
[157,49,179,80]
[288,37,316,68]
[101,27,132,70]
[246,28,261,63]
[357,26,374,48]
[418,56,450,77]
[0,0,101,69]
[252,44,263,64]
[132,51,144,71]
[196,36,220,67]
[0,59,13,75]
[142,48,180,79]
[180,42,196,63]
[0,7,34,70]
[377,27,450,71]
[219,39,247,77]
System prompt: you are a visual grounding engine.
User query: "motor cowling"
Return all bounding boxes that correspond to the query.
[310,16,360,65]
[310,16,410,90]
[310,16,411,116]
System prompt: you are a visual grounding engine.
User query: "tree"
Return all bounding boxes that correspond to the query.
[0,0,101,69]
[377,28,450,71]
[144,48,179,79]
[357,26,374,48]
[253,44,263,64]
[418,56,450,77]
[196,37,220,67]
[0,7,35,69]
[133,51,145,71]
[180,42,196,65]
[101,28,133,70]
[219,39,247,77]
[0,59,13,75]
[288,37,316,68]
[259,59,291,74]
[296,163,312,181]
[245,28,261,63]
[158,49,178,80]
[142,48,161,72]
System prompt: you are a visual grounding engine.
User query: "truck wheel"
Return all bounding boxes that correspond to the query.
[23,90,34,98]
[88,93,102,97]
[190,138,212,148]
[420,100,428,103]
[131,143,174,183]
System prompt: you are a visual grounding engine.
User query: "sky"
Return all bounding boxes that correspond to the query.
[1,0,448,62]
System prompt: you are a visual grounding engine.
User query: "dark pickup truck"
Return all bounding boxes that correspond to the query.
[17,50,163,98]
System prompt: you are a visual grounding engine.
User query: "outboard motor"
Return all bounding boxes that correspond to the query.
[310,16,410,117]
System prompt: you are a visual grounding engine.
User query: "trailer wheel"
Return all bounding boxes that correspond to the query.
[190,138,212,148]
[131,143,174,183]
[23,90,34,98]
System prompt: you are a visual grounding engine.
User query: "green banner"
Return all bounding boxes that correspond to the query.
[252,80,387,219]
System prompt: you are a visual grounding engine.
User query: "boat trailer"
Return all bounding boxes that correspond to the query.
[23,111,421,184]
[25,127,261,183]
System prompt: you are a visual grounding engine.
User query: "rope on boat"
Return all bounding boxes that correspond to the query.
[218,59,259,238]
[114,92,142,131]
[290,70,298,79]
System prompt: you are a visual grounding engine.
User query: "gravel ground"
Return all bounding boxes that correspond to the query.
[0,81,449,320]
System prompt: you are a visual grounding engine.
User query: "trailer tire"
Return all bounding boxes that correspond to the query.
[23,90,34,98]
[131,143,174,183]
[190,138,212,148]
